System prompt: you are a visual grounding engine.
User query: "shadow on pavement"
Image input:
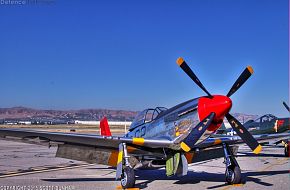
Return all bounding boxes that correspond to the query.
[42,168,288,189]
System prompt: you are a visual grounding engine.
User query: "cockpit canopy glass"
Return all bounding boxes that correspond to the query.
[129,107,167,130]
[255,114,277,123]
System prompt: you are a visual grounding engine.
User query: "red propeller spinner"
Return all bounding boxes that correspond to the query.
[198,95,232,131]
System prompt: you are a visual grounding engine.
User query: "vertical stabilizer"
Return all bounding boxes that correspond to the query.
[100,117,112,136]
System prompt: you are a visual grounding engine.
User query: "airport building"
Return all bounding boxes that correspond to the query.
[74,120,132,126]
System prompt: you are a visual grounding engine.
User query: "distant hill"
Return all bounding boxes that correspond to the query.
[0,107,259,123]
[231,113,259,123]
[0,107,138,121]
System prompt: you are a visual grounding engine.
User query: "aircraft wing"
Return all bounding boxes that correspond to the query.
[195,132,290,149]
[1,128,289,167]
[0,128,174,149]
[183,132,290,164]
[0,128,175,167]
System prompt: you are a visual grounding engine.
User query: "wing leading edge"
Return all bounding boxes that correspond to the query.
[196,132,290,149]
[0,128,175,149]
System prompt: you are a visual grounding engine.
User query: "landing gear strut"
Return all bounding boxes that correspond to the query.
[222,143,241,184]
[282,140,289,157]
[120,143,136,189]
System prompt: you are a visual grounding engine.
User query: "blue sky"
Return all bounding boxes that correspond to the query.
[0,0,288,117]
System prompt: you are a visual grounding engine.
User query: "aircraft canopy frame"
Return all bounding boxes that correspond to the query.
[129,107,167,131]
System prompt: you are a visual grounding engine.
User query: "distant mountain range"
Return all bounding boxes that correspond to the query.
[230,113,259,123]
[0,107,258,122]
[0,107,138,121]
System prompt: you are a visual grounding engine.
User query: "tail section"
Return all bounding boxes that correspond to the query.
[100,117,112,136]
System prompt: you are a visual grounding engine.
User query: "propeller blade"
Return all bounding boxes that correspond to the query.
[283,101,290,112]
[226,66,254,97]
[180,112,215,152]
[226,113,262,154]
[176,57,212,97]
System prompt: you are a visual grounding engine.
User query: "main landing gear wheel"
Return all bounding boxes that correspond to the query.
[225,166,241,184]
[121,167,135,189]
[222,143,242,185]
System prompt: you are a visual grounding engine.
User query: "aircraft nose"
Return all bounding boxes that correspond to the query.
[198,95,232,131]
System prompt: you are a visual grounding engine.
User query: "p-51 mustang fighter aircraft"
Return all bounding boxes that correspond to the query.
[0,58,289,188]
[243,101,289,135]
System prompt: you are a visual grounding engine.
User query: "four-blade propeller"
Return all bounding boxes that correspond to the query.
[176,57,262,154]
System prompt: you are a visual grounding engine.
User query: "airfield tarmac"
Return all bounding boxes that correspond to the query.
[0,139,289,190]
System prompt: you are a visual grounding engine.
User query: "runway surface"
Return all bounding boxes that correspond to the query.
[0,139,289,190]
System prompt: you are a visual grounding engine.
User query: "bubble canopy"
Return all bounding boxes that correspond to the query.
[129,107,167,131]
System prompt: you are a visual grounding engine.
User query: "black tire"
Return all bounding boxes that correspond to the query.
[121,167,135,189]
[225,166,241,184]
